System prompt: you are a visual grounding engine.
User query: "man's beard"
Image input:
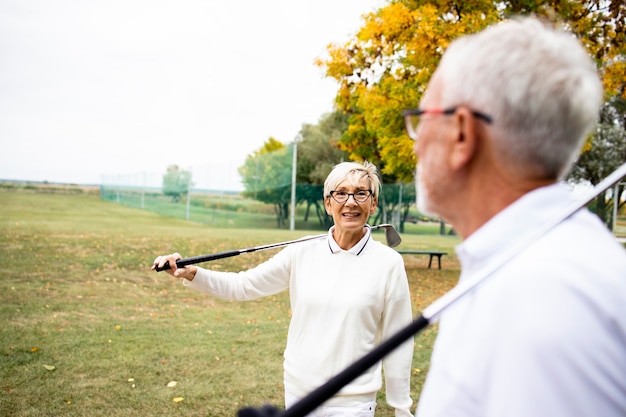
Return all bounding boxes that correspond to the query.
[416,165,437,217]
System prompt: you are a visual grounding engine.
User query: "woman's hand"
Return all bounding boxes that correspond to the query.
[151,253,198,281]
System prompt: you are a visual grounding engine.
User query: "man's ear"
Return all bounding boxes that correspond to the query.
[448,107,481,170]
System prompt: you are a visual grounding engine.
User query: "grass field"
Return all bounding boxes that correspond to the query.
[0,188,459,416]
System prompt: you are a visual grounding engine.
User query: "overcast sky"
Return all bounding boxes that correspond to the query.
[0,0,384,190]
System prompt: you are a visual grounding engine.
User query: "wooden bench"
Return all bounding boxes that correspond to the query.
[397,250,448,269]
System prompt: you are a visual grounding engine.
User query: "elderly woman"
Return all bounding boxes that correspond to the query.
[152,161,414,417]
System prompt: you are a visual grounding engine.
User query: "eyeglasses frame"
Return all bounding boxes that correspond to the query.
[329,190,373,204]
[403,107,493,140]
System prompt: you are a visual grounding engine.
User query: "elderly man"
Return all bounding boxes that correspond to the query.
[406,16,626,417]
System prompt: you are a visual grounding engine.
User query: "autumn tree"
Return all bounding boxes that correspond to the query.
[162,165,192,203]
[317,0,625,182]
[316,0,624,234]
[317,1,499,182]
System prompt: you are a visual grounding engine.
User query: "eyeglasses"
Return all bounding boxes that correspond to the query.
[329,190,372,203]
[403,107,493,140]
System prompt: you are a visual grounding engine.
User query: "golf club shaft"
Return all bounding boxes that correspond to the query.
[155,224,398,272]
[154,234,325,272]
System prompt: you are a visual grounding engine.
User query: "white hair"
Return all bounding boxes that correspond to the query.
[323,161,381,200]
[437,17,603,179]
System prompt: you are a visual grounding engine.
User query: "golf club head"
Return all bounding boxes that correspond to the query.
[373,224,402,247]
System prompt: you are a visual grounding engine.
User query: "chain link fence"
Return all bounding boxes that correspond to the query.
[100,146,444,233]
[101,179,425,232]
[101,186,439,234]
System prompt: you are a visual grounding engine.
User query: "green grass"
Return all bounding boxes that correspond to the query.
[0,190,461,416]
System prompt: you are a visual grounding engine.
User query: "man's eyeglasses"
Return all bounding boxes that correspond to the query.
[329,190,372,203]
[403,107,493,140]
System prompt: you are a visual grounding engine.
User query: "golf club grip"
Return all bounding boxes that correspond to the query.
[155,249,242,272]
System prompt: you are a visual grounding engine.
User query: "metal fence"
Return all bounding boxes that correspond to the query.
[100,180,418,231]
[100,145,426,231]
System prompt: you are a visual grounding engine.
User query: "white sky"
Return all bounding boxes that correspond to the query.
[0,0,384,190]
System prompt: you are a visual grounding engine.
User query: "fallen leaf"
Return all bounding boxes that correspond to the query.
[31,347,38,353]
[128,378,135,382]
[172,397,184,403]
[43,365,56,371]
[167,381,177,388]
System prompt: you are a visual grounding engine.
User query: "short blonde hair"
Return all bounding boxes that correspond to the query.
[323,161,381,200]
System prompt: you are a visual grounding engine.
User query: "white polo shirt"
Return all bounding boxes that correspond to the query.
[416,183,626,417]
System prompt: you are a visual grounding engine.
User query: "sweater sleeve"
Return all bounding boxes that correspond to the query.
[182,247,291,300]
[381,259,414,417]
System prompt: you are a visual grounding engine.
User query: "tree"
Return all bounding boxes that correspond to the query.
[239,138,293,228]
[317,1,499,181]
[162,165,192,203]
[239,115,353,230]
[568,95,626,226]
[315,0,624,235]
[296,112,351,228]
[371,182,417,233]
[317,0,625,182]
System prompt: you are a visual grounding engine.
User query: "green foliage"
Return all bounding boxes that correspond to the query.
[295,112,352,228]
[568,95,626,226]
[162,165,193,203]
[297,112,351,184]
[374,182,418,233]
[238,138,293,228]
[570,96,626,185]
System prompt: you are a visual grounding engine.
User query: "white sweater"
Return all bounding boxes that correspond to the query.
[184,230,414,416]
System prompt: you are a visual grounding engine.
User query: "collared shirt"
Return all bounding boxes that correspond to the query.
[416,183,626,417]
[326,224,371,255]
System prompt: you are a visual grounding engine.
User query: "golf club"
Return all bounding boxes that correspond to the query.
[238,161,626,417]
[154,224,401,272]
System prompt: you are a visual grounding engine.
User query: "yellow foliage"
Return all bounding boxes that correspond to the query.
[318,0,623,181]
[602,59,626,99]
